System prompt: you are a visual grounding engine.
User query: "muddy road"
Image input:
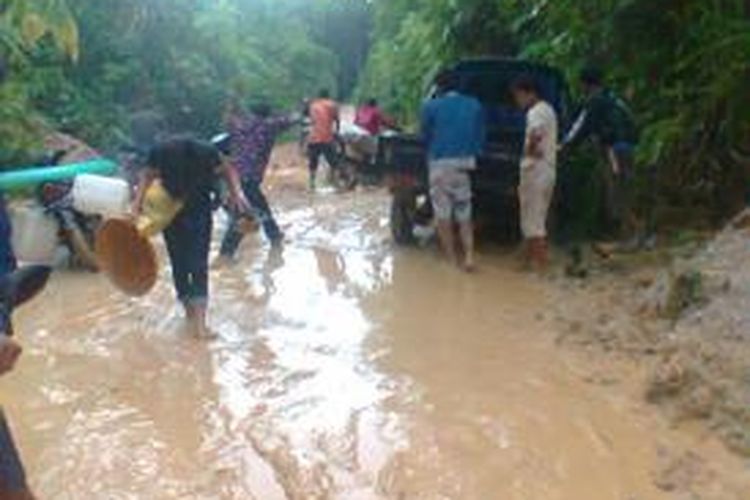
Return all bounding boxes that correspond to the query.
[4,147,749,499]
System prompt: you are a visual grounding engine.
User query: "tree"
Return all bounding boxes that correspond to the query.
[359,0,750,218]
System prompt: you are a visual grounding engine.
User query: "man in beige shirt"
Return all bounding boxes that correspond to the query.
[512,75,559,272]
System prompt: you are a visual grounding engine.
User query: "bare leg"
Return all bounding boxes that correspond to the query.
[185,303,210,338]
[436,220,457,264]
[459,221,475,272]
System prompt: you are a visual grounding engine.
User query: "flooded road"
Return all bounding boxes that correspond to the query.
[4,148,749,499]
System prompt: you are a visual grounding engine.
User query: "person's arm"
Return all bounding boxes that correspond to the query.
[0,335,22,376]
[219,161,250,213]
[381,110,399,131]
[270,114,298,135]
[563,97,603,148]
[524,106,548,160]
[132,168,157,216]
[526,127,546,159]
[333,104,341,134]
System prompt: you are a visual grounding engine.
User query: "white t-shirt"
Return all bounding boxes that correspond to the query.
[521,101,558,170]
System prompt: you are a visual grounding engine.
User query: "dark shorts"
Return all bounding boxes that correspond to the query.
[0,411,27,493]
[307,142,338,173]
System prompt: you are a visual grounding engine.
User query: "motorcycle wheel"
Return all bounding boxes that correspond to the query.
[332,158,358,192]
[390,189,417,245]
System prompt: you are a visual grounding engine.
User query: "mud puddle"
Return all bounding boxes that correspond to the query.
[3,147,749,499]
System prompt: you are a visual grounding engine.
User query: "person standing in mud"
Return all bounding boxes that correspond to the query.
[133,137,249,337]
[218,101,297,259]
[306,89,340,190]
[421,70,484,271]
[562,67,640,253]
[0,266,52,500]
[0,328,29,500]
[512,75,559,272]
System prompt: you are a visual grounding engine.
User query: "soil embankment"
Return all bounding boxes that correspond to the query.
[556,209,750,463]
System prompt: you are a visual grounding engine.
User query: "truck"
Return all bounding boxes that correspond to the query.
[379,58,570,244]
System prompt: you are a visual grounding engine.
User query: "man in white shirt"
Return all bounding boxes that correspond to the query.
[511,75,559,271]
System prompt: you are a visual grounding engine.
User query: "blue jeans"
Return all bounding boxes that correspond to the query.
[220,177,282,257]
[0,410,26,493]
[163,200,212,306]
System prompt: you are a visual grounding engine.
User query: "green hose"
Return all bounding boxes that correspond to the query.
[0,160,118,190]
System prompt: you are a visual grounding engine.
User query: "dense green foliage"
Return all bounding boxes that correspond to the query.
[3,0,749,216]
[1,0,79,162]
[1,0,371,164]
[360,0,750,217]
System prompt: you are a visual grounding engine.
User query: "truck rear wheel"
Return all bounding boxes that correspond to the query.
[390,190,417,245]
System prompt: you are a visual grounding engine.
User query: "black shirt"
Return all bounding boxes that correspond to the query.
[565,89,638,147]
[147,137,221,208]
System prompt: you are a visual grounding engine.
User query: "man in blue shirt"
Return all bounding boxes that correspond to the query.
[421,70,485,271]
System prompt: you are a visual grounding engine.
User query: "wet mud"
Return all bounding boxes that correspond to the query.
[3,146,749,499]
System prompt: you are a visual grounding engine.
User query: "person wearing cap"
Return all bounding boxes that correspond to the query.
[133,137,249,337]
[511,75,559,272]
[219,101,297,257]
[562,67,640,253]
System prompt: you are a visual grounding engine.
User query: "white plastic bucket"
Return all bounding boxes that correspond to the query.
[10,204,59,264]
[72,174,130,216]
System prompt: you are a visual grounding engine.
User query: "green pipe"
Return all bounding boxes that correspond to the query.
[0,160,118,190]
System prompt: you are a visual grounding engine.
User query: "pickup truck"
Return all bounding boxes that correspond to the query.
[379,58,570,244]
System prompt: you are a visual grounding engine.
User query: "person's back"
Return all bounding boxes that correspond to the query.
[420,71,484,272]
[355,103,386,135]
[229,109,294,182]
[564,75,637,149]
[308,98,339,145]
[597,90,638,146]
[148,137,219,208]
[422,92,484,162]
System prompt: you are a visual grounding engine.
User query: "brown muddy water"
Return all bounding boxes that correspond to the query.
[3,150,749,499]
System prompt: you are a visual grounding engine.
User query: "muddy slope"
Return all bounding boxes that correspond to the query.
[557,209,750,457]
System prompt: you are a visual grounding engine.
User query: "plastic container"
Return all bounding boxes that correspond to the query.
[72,174,130,216]
[10,205,59,264]
[96,218,158,297]
[136,180,183,237]
[0,160,117,190]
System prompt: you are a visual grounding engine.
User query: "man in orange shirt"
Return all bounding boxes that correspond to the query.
[307,89,340,190]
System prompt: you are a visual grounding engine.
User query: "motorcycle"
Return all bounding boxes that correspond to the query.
[35,150,101,271]
[332,124,401,191]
